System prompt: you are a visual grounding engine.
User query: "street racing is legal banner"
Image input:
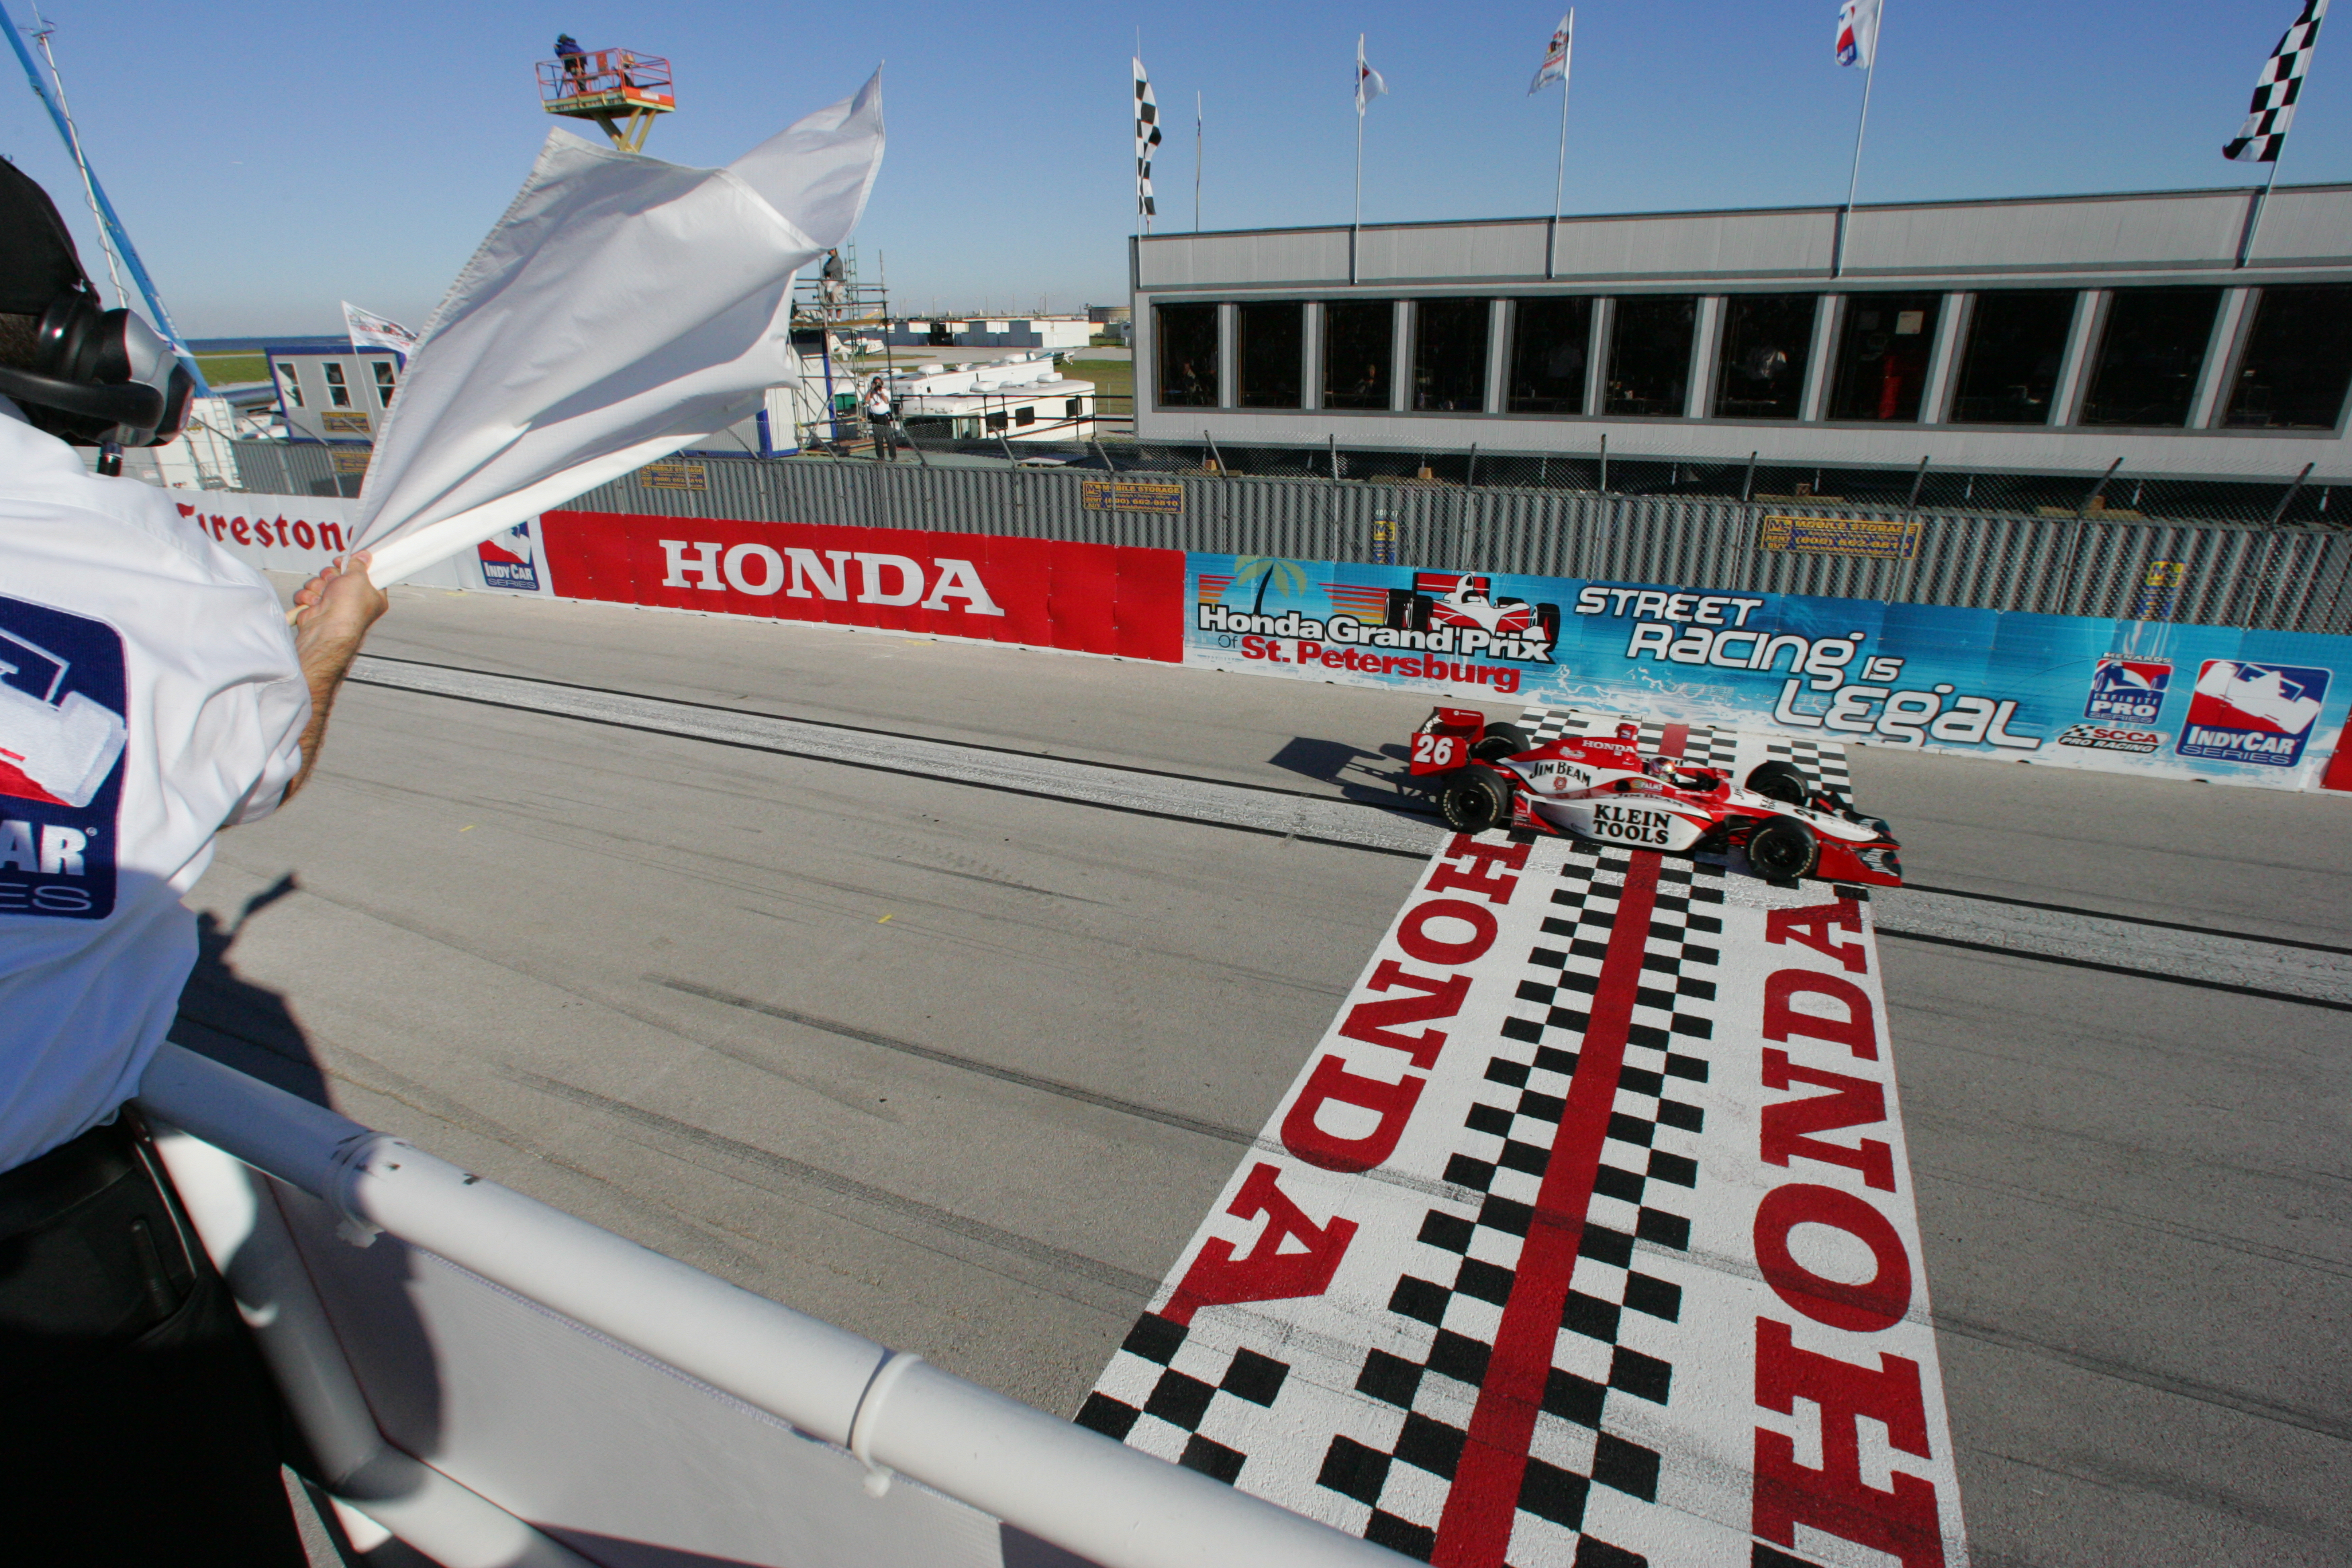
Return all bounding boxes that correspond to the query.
[1184,554,2352,789]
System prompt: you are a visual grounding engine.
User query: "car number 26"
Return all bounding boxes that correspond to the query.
[1413,733,1463,767]
[1591,803,1671,846]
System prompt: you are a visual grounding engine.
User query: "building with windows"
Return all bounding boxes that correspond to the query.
[267,344,405,445]
[1129,183,2352,485]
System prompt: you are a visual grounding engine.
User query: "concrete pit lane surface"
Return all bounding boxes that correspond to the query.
[197,581,2349,1567]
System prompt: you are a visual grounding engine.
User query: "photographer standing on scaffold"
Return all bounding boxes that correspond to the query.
[0,162,387,1563]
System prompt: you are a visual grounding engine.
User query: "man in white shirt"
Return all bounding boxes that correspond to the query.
[0,160,387,1561]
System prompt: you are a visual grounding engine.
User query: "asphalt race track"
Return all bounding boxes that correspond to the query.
[187,581,2351,1567]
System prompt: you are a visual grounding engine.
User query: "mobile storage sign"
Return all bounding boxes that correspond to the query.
[1185,554,2351,789]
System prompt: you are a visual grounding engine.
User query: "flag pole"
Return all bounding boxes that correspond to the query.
[1353,35,1366,285]
[1195,91,1204,233]
[1548,10,1574,280]
[1832,0,1884,280]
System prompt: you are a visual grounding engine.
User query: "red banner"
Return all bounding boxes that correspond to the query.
[540,509,1185,663]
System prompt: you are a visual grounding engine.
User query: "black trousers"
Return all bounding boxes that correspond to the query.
[0,1112,307,1565]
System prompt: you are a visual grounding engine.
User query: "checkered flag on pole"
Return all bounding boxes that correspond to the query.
[1134,57,1163,224]
[2226,0,2329,162]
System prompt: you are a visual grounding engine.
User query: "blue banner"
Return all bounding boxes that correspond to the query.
[1185,554,2352,789]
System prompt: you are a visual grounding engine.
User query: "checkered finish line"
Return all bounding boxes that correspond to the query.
[1084,724,1968,1567]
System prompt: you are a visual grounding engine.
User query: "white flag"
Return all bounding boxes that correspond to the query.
[1835,0,1881,68]
[341,302,418,356]
[1356,36,1387,113]
[1530,13,1573,94]
[350,71,885,587]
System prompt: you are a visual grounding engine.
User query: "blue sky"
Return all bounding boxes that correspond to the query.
[3,1,2345,337]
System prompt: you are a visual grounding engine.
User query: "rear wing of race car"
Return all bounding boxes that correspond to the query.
[1408,705,1487,776]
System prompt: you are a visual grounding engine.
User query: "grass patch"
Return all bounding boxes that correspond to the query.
[195,352,268,385]
[1065,358,1132,407]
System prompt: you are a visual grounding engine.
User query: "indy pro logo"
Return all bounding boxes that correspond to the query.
[2177,659,2333,769]
[1589,801,1675,846]
[476,521,542,591]
[2084,655,2171,722]
[0,596,127,919]
[2055,723,2165,754]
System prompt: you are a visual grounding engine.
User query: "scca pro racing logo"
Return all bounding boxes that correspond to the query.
[2056,723,2164,754]
[0,596,127,919]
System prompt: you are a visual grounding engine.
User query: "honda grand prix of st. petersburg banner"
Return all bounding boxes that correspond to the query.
[1184,554,2352,790]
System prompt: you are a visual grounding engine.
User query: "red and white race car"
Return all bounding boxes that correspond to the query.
[1382,573,1561,647]
[1407,705,1904,886]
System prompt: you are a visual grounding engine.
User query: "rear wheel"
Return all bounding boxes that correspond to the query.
[1747,816,1819,881]
[1439,770,1514,834]
[1745,760,1811,806]
[1471,722,1532,762]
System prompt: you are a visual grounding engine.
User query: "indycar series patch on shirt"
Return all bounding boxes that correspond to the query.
[0,398,309,1172]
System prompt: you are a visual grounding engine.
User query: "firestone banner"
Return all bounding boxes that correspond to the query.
[1185,554,2352,790]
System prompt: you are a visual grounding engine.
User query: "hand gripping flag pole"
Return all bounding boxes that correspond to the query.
[341,70,886,592]
[2228,1,2329,268]
[1530,13,1574,280]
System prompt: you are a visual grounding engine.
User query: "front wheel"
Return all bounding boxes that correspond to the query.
[1747,816,1820,881]
[1439,770,1514,834]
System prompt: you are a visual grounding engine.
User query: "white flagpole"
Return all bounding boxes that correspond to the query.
[1549,11,1575,279]
[1833,0,1885,279]
[1353,34,1366,285]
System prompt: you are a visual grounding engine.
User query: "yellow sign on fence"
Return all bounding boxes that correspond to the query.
[1757,513,1922,561]
[643,461,709,491]
[1080,478,1184,514]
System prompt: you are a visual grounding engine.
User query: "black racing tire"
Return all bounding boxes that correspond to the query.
[1471,722,1532,762]
[1439,769,1514,835]
[1383,587,1416,630]
[1745,760,1812,807]
[1747,815,1820,881]
[1410,593,1434,632]
[1535,603,1561,646]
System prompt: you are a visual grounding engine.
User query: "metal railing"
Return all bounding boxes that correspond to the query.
[138,1045,1400,1568]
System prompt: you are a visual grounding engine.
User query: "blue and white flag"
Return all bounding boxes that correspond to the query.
[1529,12,1573,95]
[1835,0,1881,68]
[341,301,418,356]
[2226,0,2328,162]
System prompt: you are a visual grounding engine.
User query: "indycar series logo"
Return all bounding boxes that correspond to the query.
[476,521,542,591]
[2055,723,2165,754]
[0,596,126,919]
[2176,659,2333,768]
[2084,655,2171,722]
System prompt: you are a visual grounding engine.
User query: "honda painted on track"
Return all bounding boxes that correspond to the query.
[1407,705,1905,886]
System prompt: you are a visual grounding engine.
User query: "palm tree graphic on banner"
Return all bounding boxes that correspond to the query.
[1229,556,1313,615]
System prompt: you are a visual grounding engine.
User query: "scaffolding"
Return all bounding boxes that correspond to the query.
[536,46,675,152]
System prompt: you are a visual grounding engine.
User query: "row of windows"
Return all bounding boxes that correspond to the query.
[1153,285,2352,431]
[278,360,398,411]
[977,398,1089,430]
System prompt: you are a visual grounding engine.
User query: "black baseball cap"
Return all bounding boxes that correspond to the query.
[0,159,91,315]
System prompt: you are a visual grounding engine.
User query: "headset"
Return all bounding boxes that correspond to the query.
[0,282,193,448]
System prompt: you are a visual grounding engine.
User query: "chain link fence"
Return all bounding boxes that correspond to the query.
[210,436,2349,635]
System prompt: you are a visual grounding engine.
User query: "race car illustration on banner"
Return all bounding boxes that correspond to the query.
[1381,572,1561,647]
[1408,705,1904,885]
